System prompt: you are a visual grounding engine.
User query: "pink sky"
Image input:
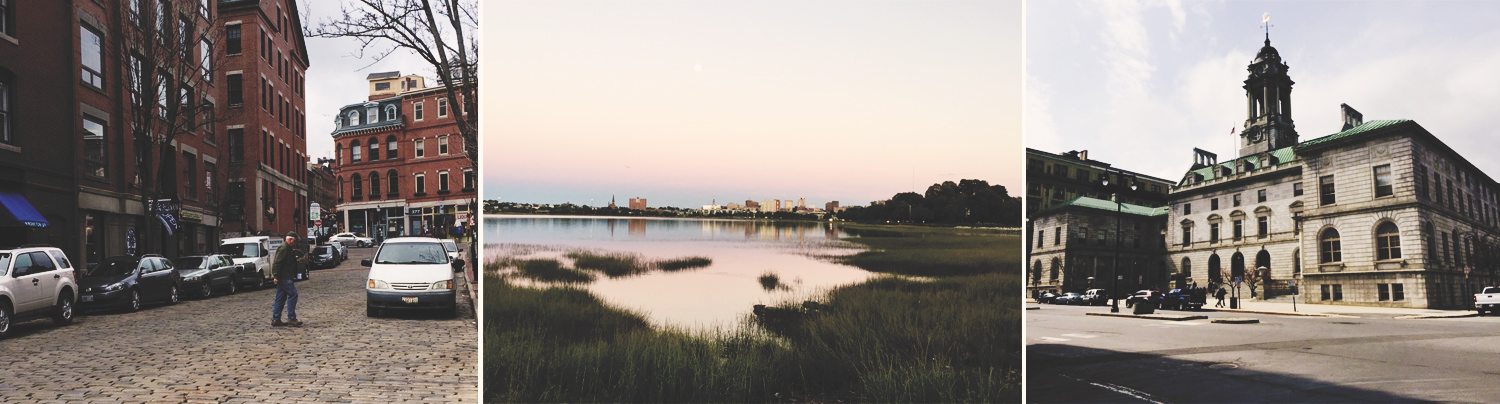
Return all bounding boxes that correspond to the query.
[482,1,1021,207]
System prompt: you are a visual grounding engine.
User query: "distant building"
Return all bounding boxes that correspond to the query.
[629,197,646,210]
[746,200,759,209]
[826,201,840,213]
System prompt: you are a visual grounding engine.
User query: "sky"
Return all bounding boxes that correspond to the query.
[1026,1,1500,181]
[483,1,1022,208]
[299,1,435,162]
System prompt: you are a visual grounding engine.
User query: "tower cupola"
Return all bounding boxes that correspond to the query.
[1240,35,1298,157]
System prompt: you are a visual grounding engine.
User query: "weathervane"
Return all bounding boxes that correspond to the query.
[1262,12,1273,41]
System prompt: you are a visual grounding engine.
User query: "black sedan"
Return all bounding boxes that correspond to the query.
[79,255,182,312]
[174,254,243,298]
[310,244,342,269]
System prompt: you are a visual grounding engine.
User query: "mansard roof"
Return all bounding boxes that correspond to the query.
[1041,196,1168,218]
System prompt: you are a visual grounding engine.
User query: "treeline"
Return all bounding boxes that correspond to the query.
[838,180,1020,226]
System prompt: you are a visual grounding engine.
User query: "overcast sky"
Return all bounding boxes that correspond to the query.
[1027,0,1500,181]
[482,1,1022,208]
[300,1,436,161]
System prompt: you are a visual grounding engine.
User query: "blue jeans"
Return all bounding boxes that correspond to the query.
[272,280,299,321]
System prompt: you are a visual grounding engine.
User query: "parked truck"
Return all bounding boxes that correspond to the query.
[1476,286,1500,315]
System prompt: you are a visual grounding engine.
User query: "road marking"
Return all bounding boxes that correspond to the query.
[1057,372,1172,404]
[1062,333,1101,339]
[1038,337,1071,342]
[1145,321,1207,328]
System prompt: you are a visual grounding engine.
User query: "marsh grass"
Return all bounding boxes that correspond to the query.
[566,251,651,277]
[656,256,713,271]
[758,271,782,291]
[514,258,596,283]
[838,224,1022,277]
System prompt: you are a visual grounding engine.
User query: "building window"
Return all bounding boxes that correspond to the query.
[438,171,450,192]
[1182,225,1192,245]
[387,135,398,159]
[415,173,426,194]
[1054,227,1061,246]
[1321,284,1331,301]
[1416,164,1428,199]
[83,115,107,177]
[0,0,12,36]
[1293,182,1303,196]
[369,172,380,197]
[1211,198,1219,210]
[1393,283,1405,301]
[463,169,475,191]
[366,105,378,123]
[1232,220,1243,240]
[1374,164,1393,198]
[226,74,243,107]
[1333,284,1343,301]
[81,25,105,88]
[438,98,449,117]
[155,1,168,44]
[0,77,9,143]
[348,110,359,126]
[367,137,379,160]
[1319,175,1336,206]
[1379,284,1391,301]
[201,101,214,142]
[1257,216,1268,238]
[1184,203,1191,215]
[1258,189,1267,203]
[156,73,170,118]
[351,140,361,162]
[414,102,424,120]
[415,139,425,158]
[1209,223,1220,243]
[385,105,396,121]
[375,82,390,91]
[1078,226,1088,240]
[183,152,196,199]
[387,169,399,196]
[1376,222,1401,260]
[204,161,215,201]
[1036,230,1044,248]
[1233,194,1241,207]
[1320,228,1342,263]
[226,24,242,55]
[352,173,362,197]
[228,128,244,163]
[438,135,449,155]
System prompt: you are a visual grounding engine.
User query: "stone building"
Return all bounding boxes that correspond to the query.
[1028,197,1168,298]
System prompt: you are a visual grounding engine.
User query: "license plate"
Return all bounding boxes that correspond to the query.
[82,295,94,302]
[402,296,418,304]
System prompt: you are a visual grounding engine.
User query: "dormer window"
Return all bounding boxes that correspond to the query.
[385,105,397,121]
[347,110,359,126]
[366,106,378,123]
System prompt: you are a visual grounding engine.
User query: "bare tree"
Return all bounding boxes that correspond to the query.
[309,0,480,263]
[1463,227,1500,287]
[106,1,241,256]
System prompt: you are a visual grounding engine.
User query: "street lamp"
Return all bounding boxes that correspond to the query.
[1102,171,1137,313]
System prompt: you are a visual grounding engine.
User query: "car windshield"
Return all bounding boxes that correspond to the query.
[175,257,208,269]
[315,246,333,255]
[374,243,448,265]
[442,241,457,252]
[89,258,139,277]
[220,243,260,258]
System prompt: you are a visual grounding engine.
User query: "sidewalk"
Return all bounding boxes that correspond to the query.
[1028,297,1476,318]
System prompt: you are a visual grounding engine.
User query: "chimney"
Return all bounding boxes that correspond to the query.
[1340,104,1363,131]
[1192,148,1218,170]
[1079,150,1089,160]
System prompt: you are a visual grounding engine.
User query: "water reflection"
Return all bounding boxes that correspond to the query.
[484,215,870,331]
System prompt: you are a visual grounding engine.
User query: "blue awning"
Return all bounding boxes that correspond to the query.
[0,189,48,228]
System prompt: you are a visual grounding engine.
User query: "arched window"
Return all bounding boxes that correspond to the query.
[1032,260,1043,284]
[348,110,359,126]
[350,140,362,162]
[1293,248,1302,277]
[1376,222,1402,260]
[351,173,363,196]
[369,172,380,197]
[368,137,380,160]
[1181,257,1192,279]
[386,135,398,159]
[334,114,342,128]
[385,105,397,121]
[1231,252,1245,280]
[1320,228,1342,263]
[335,143,343,165]
[386,169,399,196]
[338,176,344,199]
[1050,257,1061,281]
[1208,254,1222,284]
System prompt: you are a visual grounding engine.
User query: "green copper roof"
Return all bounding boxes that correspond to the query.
[1180,145,1297,186]
[1043,196,1167,217]
[1296,119,1411,150]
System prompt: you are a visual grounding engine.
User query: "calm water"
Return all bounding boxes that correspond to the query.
[484,215,877,330]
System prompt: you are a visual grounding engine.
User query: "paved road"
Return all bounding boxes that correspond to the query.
[0,247,477,403]
[1029,303,1500,403]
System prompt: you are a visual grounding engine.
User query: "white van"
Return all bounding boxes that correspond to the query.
[363,237,464,318]
[219,236,272,288]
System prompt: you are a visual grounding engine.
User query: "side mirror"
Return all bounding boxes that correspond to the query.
[452,259,465,272]
[361,259,372,267]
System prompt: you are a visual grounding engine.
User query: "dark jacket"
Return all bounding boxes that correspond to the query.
[272,241,305,280]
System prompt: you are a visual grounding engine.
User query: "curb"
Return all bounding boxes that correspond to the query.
[1396,313,1479,319]
[1196,308,1357,318]
[1212,317,1260,324]
[1087,312,1207,321]
[1027,306,1040,310]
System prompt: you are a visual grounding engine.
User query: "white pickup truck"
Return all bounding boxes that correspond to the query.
[1476,286,1500,315]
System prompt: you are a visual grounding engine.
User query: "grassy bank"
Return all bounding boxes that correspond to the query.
[483,224,1021,402]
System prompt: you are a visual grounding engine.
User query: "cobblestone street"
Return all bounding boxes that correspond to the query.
[0,247,478,403]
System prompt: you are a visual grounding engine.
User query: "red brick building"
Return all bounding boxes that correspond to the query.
[0,0,79,252]
[217,0,310,239]
[332,72,475,241]
[629,198,647,210]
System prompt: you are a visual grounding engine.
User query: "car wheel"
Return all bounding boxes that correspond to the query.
[167,285,180,305]
[0,303,12,338]
[52,291,75,325]
[201,282,213,299]
[127,290,142,312]
[367,305,379,317]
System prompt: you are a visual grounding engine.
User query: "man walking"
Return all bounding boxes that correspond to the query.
[272,232,306,327]
[1214,287,1228,308]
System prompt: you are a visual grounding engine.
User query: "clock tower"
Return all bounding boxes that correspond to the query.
[1240,35,1298,157]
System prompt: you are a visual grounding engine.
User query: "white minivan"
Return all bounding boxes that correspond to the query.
[219,236,273,288]
[363,237,463,318]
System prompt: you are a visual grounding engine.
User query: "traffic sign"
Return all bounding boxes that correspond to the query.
[315,219,323,227]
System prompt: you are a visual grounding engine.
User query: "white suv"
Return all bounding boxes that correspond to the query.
[0,246,78,338]
[363,237,464,318]
[220,236,273,288]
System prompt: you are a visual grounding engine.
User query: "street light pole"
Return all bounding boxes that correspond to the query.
[1103,170,1137,313]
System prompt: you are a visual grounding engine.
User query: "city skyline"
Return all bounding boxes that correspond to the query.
[482,1,1022,208]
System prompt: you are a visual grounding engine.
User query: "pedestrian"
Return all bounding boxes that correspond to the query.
[1214,287,1227,308]
[272,232,306,327]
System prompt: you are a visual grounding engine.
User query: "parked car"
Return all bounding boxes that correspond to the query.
[78,255,181,312]
[1054,292,1084,305]
[1163,288,1208,310]
[364,237,464,318]
[1082,289,1110,306]
[310,245,342,269]
[174,254,242,298]
[1038,292,1058,304]
[328,241,349,261]
[441,239,461,262]
[1475,286,1500,315]
[331,232,375,248]
[220,236,273,289]
[1125,290,1162,308]
[0,246,79,338]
